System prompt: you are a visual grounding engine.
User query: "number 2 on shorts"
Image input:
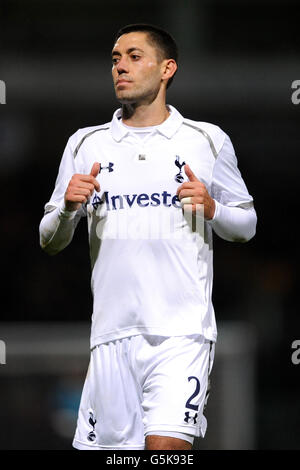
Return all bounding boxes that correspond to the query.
[185,376,200,411]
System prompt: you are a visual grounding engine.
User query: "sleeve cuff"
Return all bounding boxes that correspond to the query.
[207,199,220,224]
[58,203,77,220]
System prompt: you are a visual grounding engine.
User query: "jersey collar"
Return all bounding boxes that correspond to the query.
[110,105,184,142]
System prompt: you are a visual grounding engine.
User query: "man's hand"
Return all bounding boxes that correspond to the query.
[64,162,101,212]
[176,164,216,220]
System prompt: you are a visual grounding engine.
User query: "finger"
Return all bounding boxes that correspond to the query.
[176,181,197,196]
[90,162,100,192]
[184,164,199,182]
[72,181,95,191]
[69,183,95,201]
[72,188,93,198]
[177,188,195,200]
[90,162,100,178]
[75,174,98,183]
[75,174,100,193]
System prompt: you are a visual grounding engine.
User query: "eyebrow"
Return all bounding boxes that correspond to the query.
[112,47,144,57]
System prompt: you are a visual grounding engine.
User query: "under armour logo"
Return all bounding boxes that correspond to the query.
[174,155,186,183]
[87,410,97,442]
[100,162,114,173]
[184,412,198,424]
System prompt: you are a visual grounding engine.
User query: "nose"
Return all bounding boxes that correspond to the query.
[115,56,129,75]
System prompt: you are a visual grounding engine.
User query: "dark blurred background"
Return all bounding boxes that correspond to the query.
[0,0,299,450]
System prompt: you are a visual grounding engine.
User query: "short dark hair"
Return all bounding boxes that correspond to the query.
[114,23,178,88]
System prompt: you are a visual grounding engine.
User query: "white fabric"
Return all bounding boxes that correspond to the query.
[39,204,80,255]
[209,201,257,242]
[72,334,213,450]
[40,105,256,348]
[120,121,159,141]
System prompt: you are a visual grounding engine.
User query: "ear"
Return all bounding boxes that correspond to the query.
[161,59,177,84]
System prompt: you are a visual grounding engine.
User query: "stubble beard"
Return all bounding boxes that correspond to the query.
[115,83,160,106]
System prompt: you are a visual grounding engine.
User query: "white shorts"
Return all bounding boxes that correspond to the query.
[73,334,215,450]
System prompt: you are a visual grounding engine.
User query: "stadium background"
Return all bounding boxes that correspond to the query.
[0,0,299,449]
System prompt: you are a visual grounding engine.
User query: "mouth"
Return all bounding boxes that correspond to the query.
[116,79,132,87]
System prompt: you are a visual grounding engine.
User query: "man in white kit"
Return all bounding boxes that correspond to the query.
[39,24,257,450]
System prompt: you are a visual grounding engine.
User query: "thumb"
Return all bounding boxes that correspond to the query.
[90,162,100,178]
[90,162,100,192]
[184,164,198,182]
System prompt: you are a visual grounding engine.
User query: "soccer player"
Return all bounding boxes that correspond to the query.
[39,24,257,450]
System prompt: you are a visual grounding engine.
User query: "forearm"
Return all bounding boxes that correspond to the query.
[209,200,257,242]
[39,205,78,255]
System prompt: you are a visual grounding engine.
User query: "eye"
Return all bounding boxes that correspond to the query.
[112,57,119,65]
[131,54,140,60]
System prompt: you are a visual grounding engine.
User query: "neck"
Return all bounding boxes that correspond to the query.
[121,96,170,127]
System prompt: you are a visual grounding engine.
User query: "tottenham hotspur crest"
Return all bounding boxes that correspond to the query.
[87,410,97,442]
[174,155,186,183]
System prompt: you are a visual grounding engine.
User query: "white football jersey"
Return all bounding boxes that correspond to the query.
[45,105,254,348]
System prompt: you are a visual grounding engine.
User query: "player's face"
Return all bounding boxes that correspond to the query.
[112,32,165,105]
